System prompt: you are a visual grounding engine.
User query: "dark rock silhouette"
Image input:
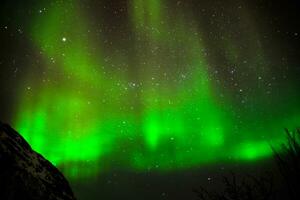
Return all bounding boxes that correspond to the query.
[0,122,76,200]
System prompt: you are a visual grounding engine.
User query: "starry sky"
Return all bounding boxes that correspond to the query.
[0,0,300,199]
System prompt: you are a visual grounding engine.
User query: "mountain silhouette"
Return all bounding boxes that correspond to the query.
[0,122,76,200]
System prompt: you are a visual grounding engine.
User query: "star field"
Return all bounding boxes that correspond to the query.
[0,0,300,181]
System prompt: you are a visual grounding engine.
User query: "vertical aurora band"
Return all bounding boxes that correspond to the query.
[13,0,300,178]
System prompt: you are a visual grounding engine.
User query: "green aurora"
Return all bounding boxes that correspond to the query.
[13,0,300,179]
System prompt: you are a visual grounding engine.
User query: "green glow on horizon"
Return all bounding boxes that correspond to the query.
[13,0,299,179]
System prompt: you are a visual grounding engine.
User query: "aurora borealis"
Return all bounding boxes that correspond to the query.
[1,0,300,187]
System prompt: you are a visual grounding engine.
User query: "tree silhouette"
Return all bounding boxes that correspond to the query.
[194,128,300,200]
[273,128,300,200]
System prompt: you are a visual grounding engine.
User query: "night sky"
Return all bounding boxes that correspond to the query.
[1,0,300,199]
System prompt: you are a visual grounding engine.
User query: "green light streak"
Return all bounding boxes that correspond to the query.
[12,0,299,178]
[130,0,163,38]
